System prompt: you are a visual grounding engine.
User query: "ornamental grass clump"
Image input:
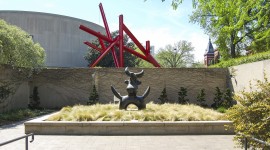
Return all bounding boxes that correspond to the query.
[47,103,225,121]
[227,77,270,149]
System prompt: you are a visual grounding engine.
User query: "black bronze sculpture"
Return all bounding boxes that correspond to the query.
[111,67,150,110]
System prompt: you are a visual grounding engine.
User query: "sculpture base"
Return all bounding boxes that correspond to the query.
[119,96,146,110]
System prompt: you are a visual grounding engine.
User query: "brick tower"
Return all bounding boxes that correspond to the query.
[204,38,215,67]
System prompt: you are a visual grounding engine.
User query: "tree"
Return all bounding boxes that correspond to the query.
[159,0,270,59]
[211,87,223,109]
[156,40,194,68]
[178,87,189,104]
[28,86,41,110]
[87,85,99,105]
[0,19,45,68]
[191,61,205,68]
[136,59,154,68]
[197,89,207,107]
[158,87,169,104]
[84,30,139,67]
[222,88,234,108]
[191,0,270,59]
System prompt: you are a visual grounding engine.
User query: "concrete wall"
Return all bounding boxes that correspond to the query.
[229,59,270,93]
[95,68,228,105]
[2,60,270,112]
[0,65,30,112]
[0,65,229,112]
[0,11,105,67]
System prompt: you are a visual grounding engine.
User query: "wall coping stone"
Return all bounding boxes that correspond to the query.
[25,113,234,135]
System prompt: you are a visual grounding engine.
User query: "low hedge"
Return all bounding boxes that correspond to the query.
[210,51,270,68]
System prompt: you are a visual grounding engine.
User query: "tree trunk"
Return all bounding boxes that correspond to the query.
[230,34,236,58]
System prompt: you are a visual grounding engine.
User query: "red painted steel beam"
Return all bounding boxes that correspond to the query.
[81,25,119,67]
[123,24,147,54]
[79,25,113,42]
[98,37,119,67]
[119,15,124,67]
[99,3,119,67]
[87,40,149,62]
[80,3,161,68]
[146,41,150,55]
[123,24,161,67]
[122,45,160,66]
[123,46,148,60]
[147,55,161,67]
[90,36,120,67]
[99,3,111,38]
[84,41,103,52]
[98,37,106,51]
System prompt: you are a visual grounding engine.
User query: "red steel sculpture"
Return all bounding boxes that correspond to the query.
[79,3,161,68]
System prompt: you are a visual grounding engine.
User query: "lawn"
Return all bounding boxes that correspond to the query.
[47,103,226,121]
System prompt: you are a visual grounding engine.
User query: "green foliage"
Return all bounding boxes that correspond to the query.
[178,87,189,104]
[222,88,234,108]
[227,79,270,148]
[0,82,13,103]
[87,85,99,105]
[84,30,139,67]
[216,106,227,113]
[211,87,223,109]
[28,86,41,110]
[197,89,207,107]
[210,51,270,68]
[136,59,155,68]
[0,109,54,126]
[157,0,195,10]
[156,40,194,68]
[158,87,169,104]
[187,0,270,59]
[211,87,235,109]
[0,19,45,68]
[191,61,205,68]
[159,1,270,59]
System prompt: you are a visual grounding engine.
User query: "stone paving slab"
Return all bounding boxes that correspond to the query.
[0,120,242,150]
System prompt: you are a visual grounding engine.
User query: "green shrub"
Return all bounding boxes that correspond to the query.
[197,89,207,107]
[87,85,99,105]
[211,87,223,108]
[0,109,54,126]
[210,51,270,68]
[216,106,227,113]
[158,87,169,104]
[28,86,41,110]
[227,78,270,148]
[178,87,189,104]
[0,82,13,103]
[211,87,235,109]
[222,88,235,108]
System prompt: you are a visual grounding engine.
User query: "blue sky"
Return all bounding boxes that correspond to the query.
[0,0,209,61]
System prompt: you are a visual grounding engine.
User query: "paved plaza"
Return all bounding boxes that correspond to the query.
[0,119,242,150]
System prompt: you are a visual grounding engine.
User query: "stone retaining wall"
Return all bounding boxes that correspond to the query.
[24,114,234,135]
[0,65,30,112]
[229,59,270,93]
[0,65,229,111]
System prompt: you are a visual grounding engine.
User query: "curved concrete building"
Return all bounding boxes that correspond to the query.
[0,11,105,67]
